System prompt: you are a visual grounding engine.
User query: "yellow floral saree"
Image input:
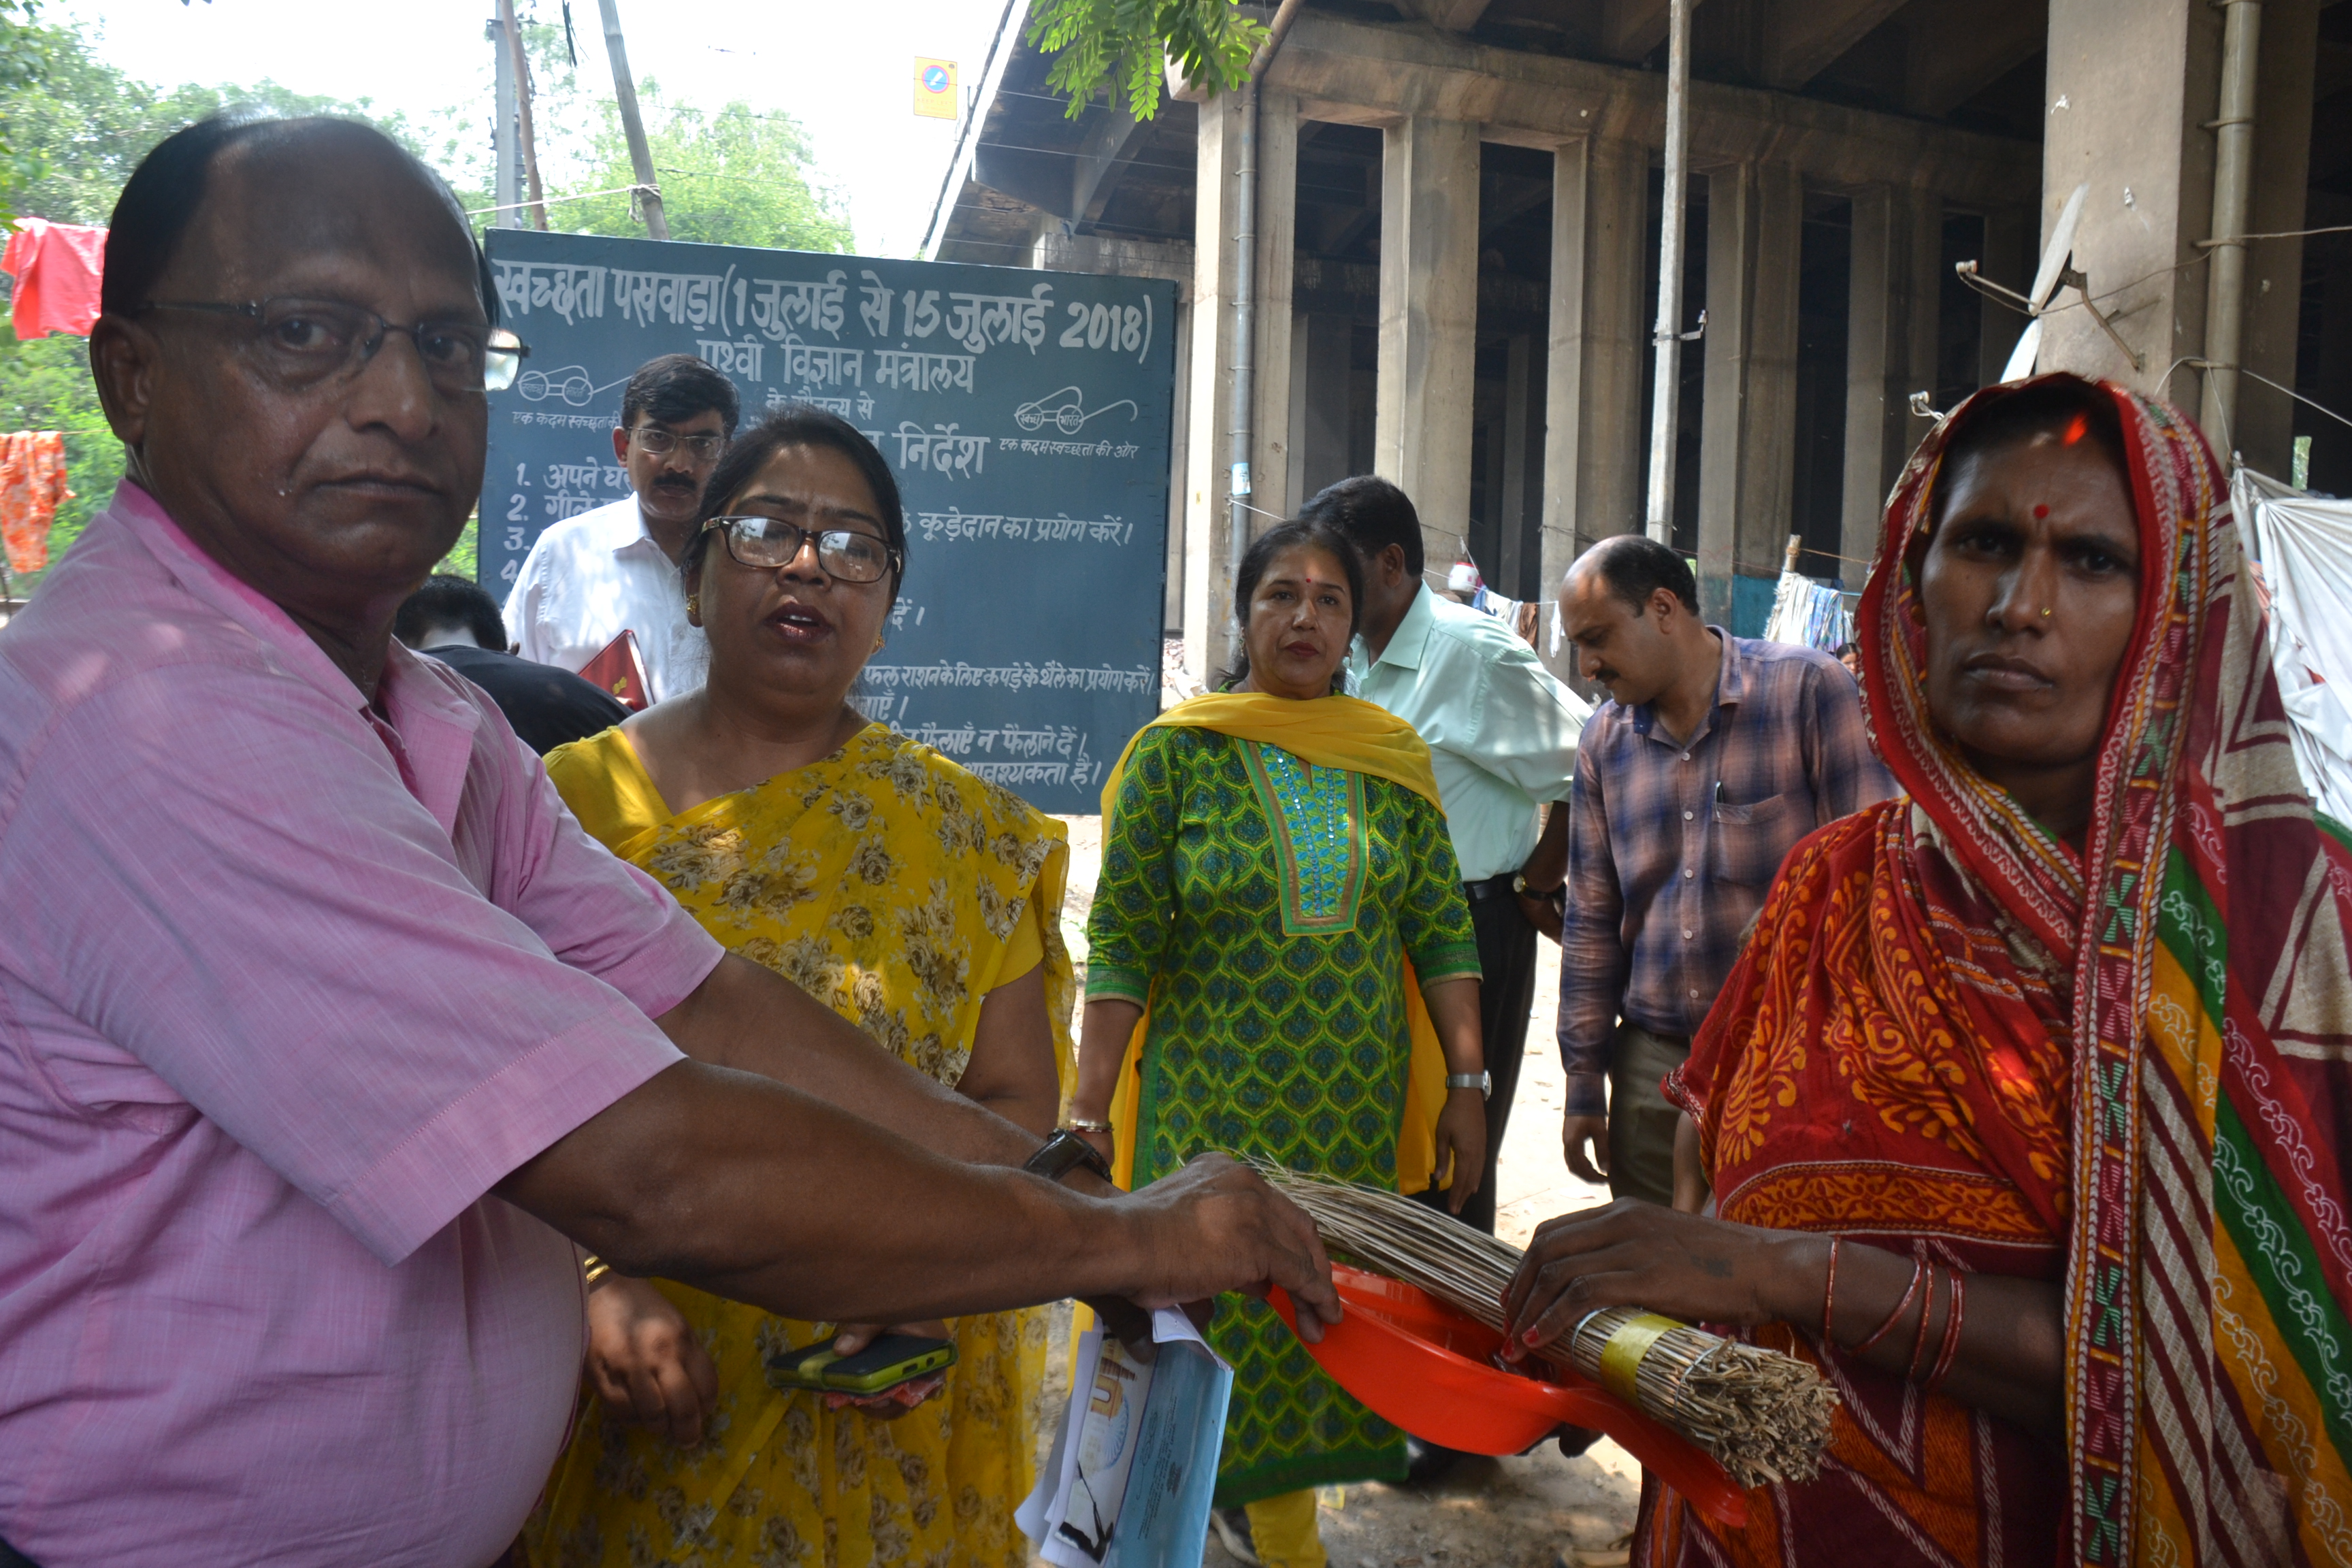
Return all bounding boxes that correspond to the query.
[526,721,1075,1568]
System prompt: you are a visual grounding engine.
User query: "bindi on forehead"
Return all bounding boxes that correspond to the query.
[2034,504,2050,520]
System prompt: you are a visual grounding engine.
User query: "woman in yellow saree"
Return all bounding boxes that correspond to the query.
[525,406,1075,1568]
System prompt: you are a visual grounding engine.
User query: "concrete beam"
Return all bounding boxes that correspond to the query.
[1267,12,2040,206]
[1377,114,1484,566]
[1420,0,1495,30]
[1902,0,2048,118]
[1599,0,1671,63]
[1763,0,1910,91]
[1071,104,1154,228]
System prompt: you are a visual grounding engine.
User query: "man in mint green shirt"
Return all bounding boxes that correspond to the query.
[1309,476,1592,1235]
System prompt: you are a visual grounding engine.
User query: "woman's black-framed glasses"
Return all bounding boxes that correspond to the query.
[134,297,529,394]
[702,515,900,584]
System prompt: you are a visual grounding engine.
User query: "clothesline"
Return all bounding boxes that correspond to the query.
[464,182,657,218]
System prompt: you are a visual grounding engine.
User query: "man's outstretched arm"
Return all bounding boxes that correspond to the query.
[495,1056,1339,1328]
[653,951,1056,1173]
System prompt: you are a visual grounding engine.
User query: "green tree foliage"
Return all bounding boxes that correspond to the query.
[0,1,53,227]
[1025,0,1265,121]
[459,23,850,252]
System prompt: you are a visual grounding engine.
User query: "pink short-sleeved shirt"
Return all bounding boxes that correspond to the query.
[0,485,723,1567]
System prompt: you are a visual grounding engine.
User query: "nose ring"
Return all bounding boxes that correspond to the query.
[2041,607,2053,618]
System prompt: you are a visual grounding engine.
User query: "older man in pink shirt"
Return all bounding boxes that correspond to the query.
[0,116,1337,1568]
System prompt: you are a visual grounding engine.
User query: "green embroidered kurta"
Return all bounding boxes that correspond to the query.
[1085,723,1480,1505]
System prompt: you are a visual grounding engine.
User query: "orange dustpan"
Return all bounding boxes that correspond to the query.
[1271,1264,1749,1527]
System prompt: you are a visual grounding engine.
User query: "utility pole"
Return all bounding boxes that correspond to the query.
[593,0,668,240]
[1644,0,1693,544]
[497,0,549,230]
[486,15,519,228]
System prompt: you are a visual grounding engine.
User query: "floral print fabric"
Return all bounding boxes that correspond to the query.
[527,721,1074,1568]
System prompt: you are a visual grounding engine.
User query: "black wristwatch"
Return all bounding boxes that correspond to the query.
[1024,1127,1113,1186]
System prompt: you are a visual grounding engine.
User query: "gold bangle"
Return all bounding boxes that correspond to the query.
[1065,1116,1113,1134]
[582,1254,613,1288]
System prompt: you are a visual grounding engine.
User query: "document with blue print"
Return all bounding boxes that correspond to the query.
[1019,1307,1234,1568]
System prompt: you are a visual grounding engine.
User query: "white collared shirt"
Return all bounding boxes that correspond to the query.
[502,497,709,703]
[1347,584,1592,881]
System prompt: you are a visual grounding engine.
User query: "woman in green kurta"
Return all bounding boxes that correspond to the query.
[1069,519,1489,1568]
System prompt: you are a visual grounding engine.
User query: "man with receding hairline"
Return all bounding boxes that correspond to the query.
[0,114,1336,1568]
[1552,536,1892,1208]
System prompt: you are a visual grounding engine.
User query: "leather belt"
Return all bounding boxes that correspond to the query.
[1462,871,1521,904]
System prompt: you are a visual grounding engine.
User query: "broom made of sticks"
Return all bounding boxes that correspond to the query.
[1257,1164,1838,1488]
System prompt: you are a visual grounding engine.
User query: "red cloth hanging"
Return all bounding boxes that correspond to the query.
[2,218,107,340]
[1,431,72,576]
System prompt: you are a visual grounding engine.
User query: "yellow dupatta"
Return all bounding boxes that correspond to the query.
[1096,691,1455,1196]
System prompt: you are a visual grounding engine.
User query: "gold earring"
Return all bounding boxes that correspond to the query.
[687,595,700,617]
[874,636,886,651]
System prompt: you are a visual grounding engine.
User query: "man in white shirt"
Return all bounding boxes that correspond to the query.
[1315,476,1592,1235]
[502,353,738,702]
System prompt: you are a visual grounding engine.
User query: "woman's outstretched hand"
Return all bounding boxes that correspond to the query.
[1433,1089,1489,1215]
[1499,1200,1823,1357]
[587,1274,721,1447]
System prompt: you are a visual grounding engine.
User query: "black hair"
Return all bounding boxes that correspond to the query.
[683,403,906,600]
[1296,474,1424,579]
[1579,533,1699,617]
[394,573,506,651]
[620,353,742,439]
[1218,518,1366,693]
[1931,374,2129,526]
[103,113,498,327]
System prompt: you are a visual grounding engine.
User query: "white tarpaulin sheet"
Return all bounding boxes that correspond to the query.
[2234,468,2352,823]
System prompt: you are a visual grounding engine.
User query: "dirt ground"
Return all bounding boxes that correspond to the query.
[1041,817,1638,1568]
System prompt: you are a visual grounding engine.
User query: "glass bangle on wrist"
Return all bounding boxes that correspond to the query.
[1447,1071,1492,1100]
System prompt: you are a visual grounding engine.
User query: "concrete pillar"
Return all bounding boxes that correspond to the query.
[1696,162,1754,627]
[1739,163,1803,582]
[1540,137,1591,644]
[1254,91,1301,523]
[1541,139,1649,577]
[1376,114,1482,572]
[2233,0,2318,476]
[1180,88,1298,685]
[1841,185,1940,576]
[1166,296,1193,636]
[2039,0,2316,470]
[2039,0,2220,412]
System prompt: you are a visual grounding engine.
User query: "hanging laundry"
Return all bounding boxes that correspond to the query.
[1,431,72,577]
[1761,569,1853,653]
[2235,466,2352,822]
[2,218,107,340]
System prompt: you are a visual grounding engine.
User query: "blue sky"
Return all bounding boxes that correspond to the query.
[59,0,1012,256]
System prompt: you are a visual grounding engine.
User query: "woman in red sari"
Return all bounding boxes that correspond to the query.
[1504,372,2352,1567]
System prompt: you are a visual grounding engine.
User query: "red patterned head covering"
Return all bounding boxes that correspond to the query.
[1857,373,2352,1565]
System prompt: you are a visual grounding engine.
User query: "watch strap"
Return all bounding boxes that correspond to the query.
[1023,1127,1113,1185]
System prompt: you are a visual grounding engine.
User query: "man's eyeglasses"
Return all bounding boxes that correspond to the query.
[702,515,900,584]
[632,426,725,461]
[135,298,527,394]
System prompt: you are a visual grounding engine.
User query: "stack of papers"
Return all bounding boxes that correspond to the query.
[1017,1307,1235,1568]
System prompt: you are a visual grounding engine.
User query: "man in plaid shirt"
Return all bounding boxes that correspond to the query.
[1554,536,1893,1205]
